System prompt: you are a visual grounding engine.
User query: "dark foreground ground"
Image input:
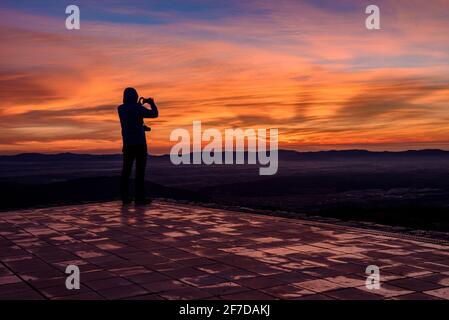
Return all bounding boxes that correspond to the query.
[1,200,448,300]
[2,150,449,232]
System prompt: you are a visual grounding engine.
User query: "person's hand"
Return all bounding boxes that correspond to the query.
[145,97,154,104]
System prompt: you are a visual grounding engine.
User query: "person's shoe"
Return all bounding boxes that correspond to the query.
[122,198,132,205]
[135,198,153,206]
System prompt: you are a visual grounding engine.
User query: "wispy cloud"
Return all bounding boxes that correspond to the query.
[0,1,448,153]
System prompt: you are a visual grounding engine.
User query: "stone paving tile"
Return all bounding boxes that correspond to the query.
[323,274,366,288]
[180,273,228,287]
[423,287,449,300]
[159,287,213,300]
[0,282,39,297]
[40,284,97,299]
[386,278,443,292]
[200,282,249,296]
[294,293,333,300]
[215,267,259,282]
[125,293,164,300]
[0,275,22,285]
[392,292,443,300]
[356,283,412,298]
[98,284,148,300]
[303,266,347,278]
[0,200,448,300]
[416,273,449,286]
[140,279,188,293]
[261,285,314,299]
[294,278,344,293]
[81,270,116,282]
[236,275,285,290]
[270,271,315,284]
[86,277,134,291]
[54,291,104,300]
[382,265,432,278]
[221,290,277,300]
[325,288,382,300]
[415,261,449,273]
[125,271,172,284]
[0,289,44,300]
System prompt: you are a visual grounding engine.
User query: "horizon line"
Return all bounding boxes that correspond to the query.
[3,148,449,157]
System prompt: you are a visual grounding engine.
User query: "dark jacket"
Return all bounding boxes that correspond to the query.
[118,102,158,146]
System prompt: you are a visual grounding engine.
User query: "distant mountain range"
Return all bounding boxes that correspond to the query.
[2,149,449,232]
[2,149,449,162]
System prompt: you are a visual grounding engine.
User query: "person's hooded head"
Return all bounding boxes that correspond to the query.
[123,87,139,104]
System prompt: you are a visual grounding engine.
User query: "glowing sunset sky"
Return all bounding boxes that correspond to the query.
[0,0,448,154]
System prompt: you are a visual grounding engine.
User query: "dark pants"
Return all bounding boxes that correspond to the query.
[120,144,148,201]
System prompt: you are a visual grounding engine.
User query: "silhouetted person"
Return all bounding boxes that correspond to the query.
[118,87,158,205]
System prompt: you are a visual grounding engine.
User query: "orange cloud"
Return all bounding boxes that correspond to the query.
[0,1,448,154]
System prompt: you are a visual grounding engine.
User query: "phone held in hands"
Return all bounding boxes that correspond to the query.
[138,97,154,105]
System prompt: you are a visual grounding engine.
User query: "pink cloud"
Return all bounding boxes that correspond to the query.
[0,1,448,153]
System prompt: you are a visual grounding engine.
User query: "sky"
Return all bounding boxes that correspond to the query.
[0,0,448,154]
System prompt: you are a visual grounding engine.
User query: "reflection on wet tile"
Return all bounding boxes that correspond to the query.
[0,200,448,300]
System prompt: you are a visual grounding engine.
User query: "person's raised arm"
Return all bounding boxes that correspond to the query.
[140,98,159,118]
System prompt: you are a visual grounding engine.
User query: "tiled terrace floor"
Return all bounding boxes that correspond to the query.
[0,201,448,300]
